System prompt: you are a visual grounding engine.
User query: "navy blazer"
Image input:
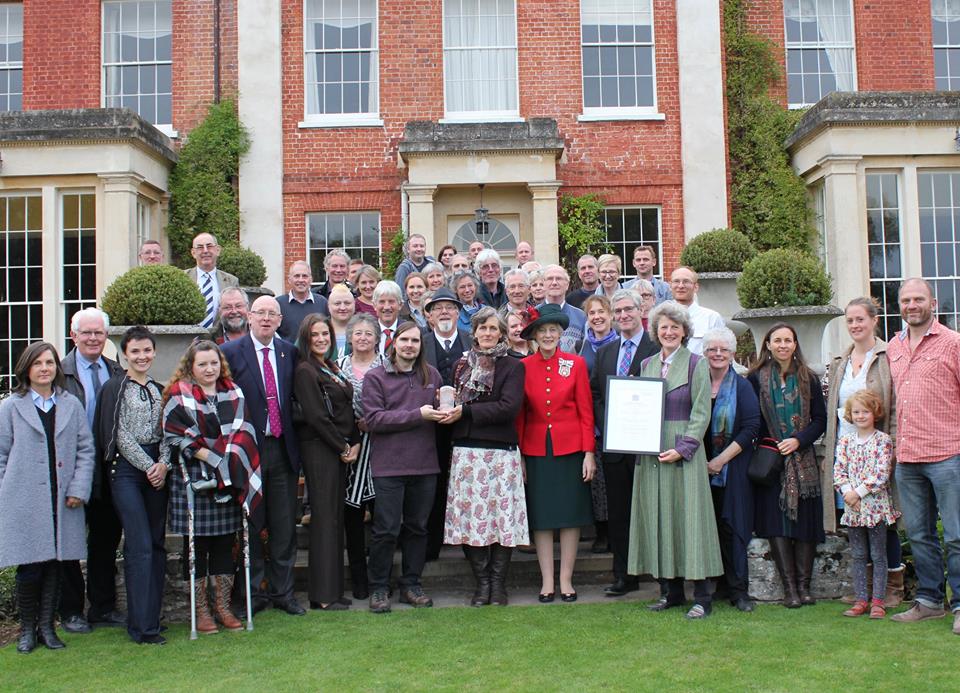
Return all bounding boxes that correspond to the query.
[221,335,302,473]
[589,332,658,464]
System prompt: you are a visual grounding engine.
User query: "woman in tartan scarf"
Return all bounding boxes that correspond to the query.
[162,340,262,635]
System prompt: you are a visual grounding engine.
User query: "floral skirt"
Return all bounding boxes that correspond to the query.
[443,445,530,547]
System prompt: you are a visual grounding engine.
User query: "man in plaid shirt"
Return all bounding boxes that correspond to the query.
[886,278,960,635]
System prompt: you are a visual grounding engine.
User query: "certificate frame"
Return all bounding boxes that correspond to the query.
[602,376,666,456]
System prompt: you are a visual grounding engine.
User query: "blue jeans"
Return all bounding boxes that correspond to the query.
[895,456,960,611]
[111,458,169,642]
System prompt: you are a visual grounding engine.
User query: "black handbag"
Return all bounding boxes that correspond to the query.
[748,437,785,487]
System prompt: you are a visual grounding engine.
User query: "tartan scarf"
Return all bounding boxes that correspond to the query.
[163,378,263,523]
[757,365,821,520]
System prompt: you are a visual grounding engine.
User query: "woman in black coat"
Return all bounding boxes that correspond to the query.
[294,314,361,610]
[701,327,761,612]
[747,323,827,609]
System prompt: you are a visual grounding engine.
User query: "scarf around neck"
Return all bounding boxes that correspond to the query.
[757,365,820,520]
[710,366,738,487]
[455,340,509,404]
[584,328,618,353]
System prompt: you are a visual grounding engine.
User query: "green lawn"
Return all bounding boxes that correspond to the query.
[0,601,955,691]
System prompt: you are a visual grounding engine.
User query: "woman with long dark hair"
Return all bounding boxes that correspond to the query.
[162,340,261,634]
[0,342,94,654]
[294,314,360,610]
[94,326,170,644]
[747,323,827,608]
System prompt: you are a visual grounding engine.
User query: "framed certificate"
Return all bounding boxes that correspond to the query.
[602,376,666,456]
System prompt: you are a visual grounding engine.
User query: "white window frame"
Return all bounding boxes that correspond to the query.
[0,3,23,113]
[864,171,905,341]
[441,0,522,123]
[577,0,664,122]
[783,0,857,109]
[933,0,960,90]
[601,205,663,281]
[306,211,382,282]
[300,0,383,128]
[58,190,99,342]
[101,0,177,138]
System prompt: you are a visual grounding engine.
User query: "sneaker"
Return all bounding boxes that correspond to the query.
[369,591,391,614]
[890,601,946,622]
[60,614,92,634]
[843,600,869,617]
[399,586,433,608]
[684,604,710,620]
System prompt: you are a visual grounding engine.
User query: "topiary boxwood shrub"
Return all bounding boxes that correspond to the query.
[217,245,267,287]
[737,248,832,309]
[102,265,207,325]
[680,228,757,273]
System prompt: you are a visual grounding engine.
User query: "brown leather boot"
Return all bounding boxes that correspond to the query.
[794,541,817,606]
[212,575,243,631]
[194,577,218,635]
[768,537,801,608]
[883,564,905,609]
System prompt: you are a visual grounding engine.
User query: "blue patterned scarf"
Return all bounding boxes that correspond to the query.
[710,366,738,487]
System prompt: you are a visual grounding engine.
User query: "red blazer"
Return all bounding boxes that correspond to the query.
[517,350,595,457]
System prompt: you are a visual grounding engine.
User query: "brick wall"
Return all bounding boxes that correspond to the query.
[23,0,101,110]
[854,0,934,91]
[279,0,687,275]
[173,0,239,134]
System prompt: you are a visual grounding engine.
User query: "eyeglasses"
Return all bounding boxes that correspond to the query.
[78,330,106,339]
[250,310,281,319]
[671,279,695,286]
[705,347,732,355]
[192,243,218,251]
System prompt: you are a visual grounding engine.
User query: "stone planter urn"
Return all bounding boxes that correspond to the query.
[696,271,747,337]
[241,285,274,305]
[107,324,210,383]
[732,304,843,373]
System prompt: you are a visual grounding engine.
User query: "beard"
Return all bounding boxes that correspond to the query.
[224,316,248,333]
[436,318,455,334]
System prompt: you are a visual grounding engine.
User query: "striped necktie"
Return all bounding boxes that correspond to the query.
[201,272,215,328]
[618,340,634,377]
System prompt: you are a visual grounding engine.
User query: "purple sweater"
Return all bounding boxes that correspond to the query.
[362,359,442,477]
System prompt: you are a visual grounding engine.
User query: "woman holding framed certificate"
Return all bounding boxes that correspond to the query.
[627,301,723,619]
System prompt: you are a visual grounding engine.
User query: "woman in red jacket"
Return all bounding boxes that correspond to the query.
[517,304,596,602]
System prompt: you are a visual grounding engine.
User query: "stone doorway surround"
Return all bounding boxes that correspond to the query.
[398,119,564,263]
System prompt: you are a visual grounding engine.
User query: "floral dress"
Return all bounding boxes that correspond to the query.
[834,430,900,528]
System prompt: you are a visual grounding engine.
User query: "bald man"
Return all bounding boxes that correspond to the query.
[276,260,328,341]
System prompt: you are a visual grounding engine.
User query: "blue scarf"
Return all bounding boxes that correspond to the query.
[584,328,618,353]
[709,367,738,487]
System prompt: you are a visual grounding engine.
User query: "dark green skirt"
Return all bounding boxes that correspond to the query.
[526,434,592,531]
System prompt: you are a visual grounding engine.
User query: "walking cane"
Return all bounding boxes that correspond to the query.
[178,455,198,640]
[242,506,254,631]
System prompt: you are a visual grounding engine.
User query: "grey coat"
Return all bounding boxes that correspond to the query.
[0,390,95,568]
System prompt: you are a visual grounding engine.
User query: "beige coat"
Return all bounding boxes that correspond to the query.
[822,339,897,532]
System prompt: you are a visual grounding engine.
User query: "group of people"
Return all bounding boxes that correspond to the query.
[2,232,959,656]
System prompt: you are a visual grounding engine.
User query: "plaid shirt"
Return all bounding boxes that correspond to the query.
[887,319,960,463]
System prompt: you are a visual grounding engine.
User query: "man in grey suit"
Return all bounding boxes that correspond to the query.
[184,232,239,329]
[59,308,125,633]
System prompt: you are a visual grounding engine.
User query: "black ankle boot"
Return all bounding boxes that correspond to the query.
[37,566,65,650]
[464,546,491,606]
[16,580,40,654]
[489,544,512,606]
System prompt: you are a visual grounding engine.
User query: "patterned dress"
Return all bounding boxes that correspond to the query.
[834,430,901,528]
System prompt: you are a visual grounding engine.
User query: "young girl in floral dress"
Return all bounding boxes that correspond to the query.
[834,389,900,619]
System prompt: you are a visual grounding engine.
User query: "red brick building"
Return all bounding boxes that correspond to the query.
[0,0,956,385]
